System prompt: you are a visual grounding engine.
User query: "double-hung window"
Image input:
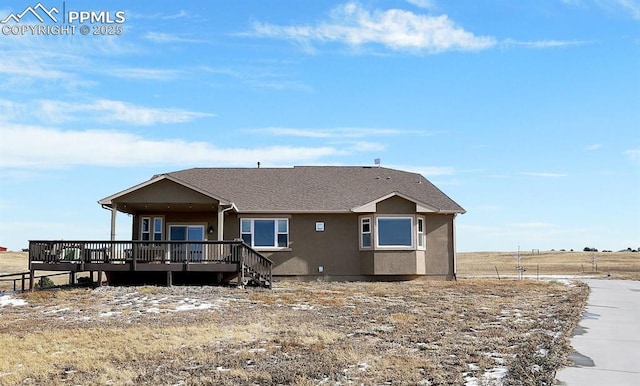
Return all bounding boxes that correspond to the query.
[241,218,289,248]
[360,217,372,248]
[141,216,163,241]
[417,216,425,250]
[376,217,413,248]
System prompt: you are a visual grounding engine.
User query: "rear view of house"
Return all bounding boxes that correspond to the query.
[28,166,465,288]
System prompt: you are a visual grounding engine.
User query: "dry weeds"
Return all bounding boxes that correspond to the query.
[0,280,588,385]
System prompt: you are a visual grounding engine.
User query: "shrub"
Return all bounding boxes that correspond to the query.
[37,276,55,289]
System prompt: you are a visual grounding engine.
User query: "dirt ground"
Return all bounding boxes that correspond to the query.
[0,279,588,385]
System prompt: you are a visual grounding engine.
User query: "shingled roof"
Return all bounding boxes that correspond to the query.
[161,166,465,214]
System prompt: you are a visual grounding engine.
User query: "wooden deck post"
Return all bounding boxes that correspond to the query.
[97,271,103,287]
[166,271,172,287]
[29,270,35,291]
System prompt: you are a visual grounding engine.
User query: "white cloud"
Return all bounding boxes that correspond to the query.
[502,39,590,48]
[0,125,346,170]
[248,2,496,53]
[519,172,567,178]
[624,149,640,164]
[406,0,437,10]
[108,67,182,81]
[585,144,602,151]
[144,32,204,44]
[257,127,424,138]
[36,99,213,125]
[616,0,640,19]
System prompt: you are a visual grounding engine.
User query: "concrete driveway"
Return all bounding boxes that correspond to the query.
[555,279,640,385]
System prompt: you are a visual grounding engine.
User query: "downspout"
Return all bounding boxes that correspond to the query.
[452,213,457,281]
[217,203,237,241]
[100,203,118,241]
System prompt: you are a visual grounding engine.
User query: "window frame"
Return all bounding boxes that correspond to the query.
[240,218,290,250]
[360,217,372,249]
[417,216,426,250]
[375,216,414,249]
[140,216,164,245]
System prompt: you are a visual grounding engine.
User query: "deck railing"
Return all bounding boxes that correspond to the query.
[28,240,273,287]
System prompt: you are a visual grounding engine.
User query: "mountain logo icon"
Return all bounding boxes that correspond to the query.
[1,2,59,24]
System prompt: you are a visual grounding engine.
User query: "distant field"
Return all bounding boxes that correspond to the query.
[0,252,89,291]
[458,251,640,280]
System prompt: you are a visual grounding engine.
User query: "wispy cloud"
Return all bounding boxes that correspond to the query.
[144,32,204,44]
[36,99,213,125]
[0,125,346,170]
[585,144,602,151]
[108,67,182,81]
[246,2,496,54]
[624,149,640,164]
[519,172,568,178]
[502,39,591,48]
[560,0,640,19]
[406,0,437,10]
[256,127,428,138]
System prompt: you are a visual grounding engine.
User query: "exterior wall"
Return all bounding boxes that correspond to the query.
[376,195,416,214]
[364,250,425,275]
[425,214,455,278]
[118,179,217,204]
[233,213,361,277]
[132,211,218,240]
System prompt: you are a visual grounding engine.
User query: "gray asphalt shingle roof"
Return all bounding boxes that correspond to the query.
[164,166,465,214]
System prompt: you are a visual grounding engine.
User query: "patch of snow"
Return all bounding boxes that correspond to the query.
[248,348,266,353]
[147,307,161,313]
[174,302,213,311]
[484,366,507,380]
[292,303,314,310]
[467,363,480,371]
[358,362,369,372]
[44,307,70,314]
[0,295,27,307]
[99,311,122,317]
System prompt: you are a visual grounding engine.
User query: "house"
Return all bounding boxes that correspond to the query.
[0,246,7,252]
[97,166,465,281]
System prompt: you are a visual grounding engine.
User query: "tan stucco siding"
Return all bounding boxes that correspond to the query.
[370,250,423,275]
[376,196,416,214]
[425,214,455,277]
[116,179,218,204]
[236,213,360,276]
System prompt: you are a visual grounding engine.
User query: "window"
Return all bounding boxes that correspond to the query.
[376,217,413,248]
[417,216,425,250]
[140,216,163,241]
[360,217,372,248]
[240,218,289,248]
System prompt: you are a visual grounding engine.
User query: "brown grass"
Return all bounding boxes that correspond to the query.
[458,250,640,280]
[0,280,588,385]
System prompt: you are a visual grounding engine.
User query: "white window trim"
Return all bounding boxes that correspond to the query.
[375,216,414,250]
[359,216,373,250]
[140,215,165,241]
[240,218,290,250]
[417,216,426,250]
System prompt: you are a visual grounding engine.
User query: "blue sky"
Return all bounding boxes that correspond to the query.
[0,0,638,252]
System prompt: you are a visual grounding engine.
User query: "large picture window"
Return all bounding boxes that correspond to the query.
[376,217,413,248]
[241,218,289,248]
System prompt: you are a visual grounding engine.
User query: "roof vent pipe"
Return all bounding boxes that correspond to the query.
[257,162,261,168]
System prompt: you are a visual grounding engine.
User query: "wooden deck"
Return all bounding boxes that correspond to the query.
[28,240,273,289]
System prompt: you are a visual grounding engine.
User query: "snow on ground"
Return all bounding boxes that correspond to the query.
[0,294,27,307]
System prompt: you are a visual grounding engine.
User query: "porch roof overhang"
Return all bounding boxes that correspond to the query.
[98,174,233,215]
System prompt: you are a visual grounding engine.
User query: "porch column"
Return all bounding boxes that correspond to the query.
[110,203,118,241]
[452,214,457,281]
[217,205,224,241]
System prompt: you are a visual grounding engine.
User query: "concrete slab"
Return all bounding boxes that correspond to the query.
[555,279,640,385]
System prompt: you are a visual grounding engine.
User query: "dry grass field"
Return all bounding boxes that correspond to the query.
[5,250,634,384]
[458,250,640,280]
[1,279,588,385]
